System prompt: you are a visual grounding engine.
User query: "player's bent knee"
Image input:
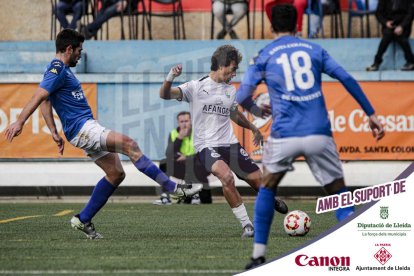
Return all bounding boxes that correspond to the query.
[118,171,126,182]
[220,171,235,187]
[108,170,126,186]
[124,138,138,151]
[124,138,142,159]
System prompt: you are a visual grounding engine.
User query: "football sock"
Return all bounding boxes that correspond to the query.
[134,155,176,192]
[232,203,251,228]
[79,177,116,223]
[254,187,276,245]
[252,243,267,259]
[335,187,355,221]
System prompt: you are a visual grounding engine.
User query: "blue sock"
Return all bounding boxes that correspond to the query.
[79,177,116,223]
[335,187,355,222]
[134,155,176,192]
[254,187,276,244]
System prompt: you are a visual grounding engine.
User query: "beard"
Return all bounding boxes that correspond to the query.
[68,55,78,67]
[69,59,78,67]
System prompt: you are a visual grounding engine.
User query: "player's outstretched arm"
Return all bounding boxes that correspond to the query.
[159,64,183,100]
[230,109,263,146]
[368,114,385,142]
[40,98,65,155]
[5,88,49,142]
[330,67,385,142]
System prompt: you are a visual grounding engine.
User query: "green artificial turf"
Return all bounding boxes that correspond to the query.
[0,201,336,275]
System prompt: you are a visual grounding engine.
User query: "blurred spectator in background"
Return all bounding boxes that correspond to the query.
[155,111,212,205]
[366,0,414,71]
[213,0,248,39]
[55,0,86,30]
[265,0,324,37]
[265,0,293,22]
[81,0,133,39]
[363,0,379,12]
[294,0,312,37]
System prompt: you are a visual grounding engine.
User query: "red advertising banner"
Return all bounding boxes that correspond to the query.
[233,82,414,161]
[148,0,272,12]
[147,1,350,12]
[0,84,97,158]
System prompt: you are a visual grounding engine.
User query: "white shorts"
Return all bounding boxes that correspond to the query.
[262,135,343,186]
[69,119,110,161]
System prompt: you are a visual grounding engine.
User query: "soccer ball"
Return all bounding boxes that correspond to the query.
[283,210,311,236]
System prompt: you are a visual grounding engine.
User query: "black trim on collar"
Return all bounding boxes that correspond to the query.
[198,75,209,81]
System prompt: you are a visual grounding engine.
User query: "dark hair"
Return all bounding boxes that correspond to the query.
[271,4,297,33]
[177,111,191,119]
[210,45,242,71]
[55,29,85,53]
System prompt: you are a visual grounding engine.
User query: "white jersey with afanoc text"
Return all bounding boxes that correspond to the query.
[178,76,238,152]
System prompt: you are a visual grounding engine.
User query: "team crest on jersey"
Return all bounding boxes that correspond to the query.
[72,89,85,100]
[224,90,231,98]
[215,98,223,105]
[240,148,248,157]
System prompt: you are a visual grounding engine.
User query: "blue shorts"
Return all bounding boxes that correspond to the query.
[197,143,259,180]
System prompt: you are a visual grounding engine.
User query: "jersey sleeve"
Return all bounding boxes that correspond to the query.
[331,67,375,116]
[321,49,341,76]
[39,60,66,94]
[178,80,197,103]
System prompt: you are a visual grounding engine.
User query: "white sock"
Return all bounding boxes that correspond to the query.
[252,243,266,259]
[232,203,251,228]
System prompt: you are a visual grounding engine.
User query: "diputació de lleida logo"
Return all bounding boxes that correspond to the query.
[380,206,389,220]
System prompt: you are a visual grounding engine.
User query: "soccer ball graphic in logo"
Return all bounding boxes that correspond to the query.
[283,210,311,236]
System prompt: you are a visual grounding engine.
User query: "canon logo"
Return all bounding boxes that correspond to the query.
[295,254,350,267]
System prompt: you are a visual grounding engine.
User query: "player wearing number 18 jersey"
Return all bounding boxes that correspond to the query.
[237,4,385,269]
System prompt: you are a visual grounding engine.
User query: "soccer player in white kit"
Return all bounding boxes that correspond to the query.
[159,45,288,238]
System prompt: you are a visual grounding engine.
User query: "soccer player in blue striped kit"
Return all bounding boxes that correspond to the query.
[237,4,385,269]
[4,29,201,239]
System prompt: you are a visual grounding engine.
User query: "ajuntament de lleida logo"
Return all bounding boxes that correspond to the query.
[380,206,389,219]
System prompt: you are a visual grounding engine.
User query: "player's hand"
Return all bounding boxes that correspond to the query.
[386,21,394,29]
[166,64,182,82]
[394,25,403,36]
[52,132,65,155]
[251,104,271,118]
[176,153,186,162]
[4,121,24,142]
[260,104,272,117]
[252,128,263,147]
[116,0,127,12]
[368,114,385,141]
